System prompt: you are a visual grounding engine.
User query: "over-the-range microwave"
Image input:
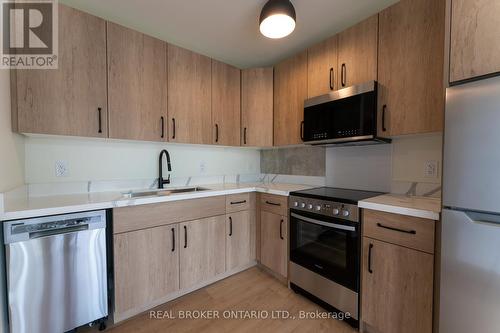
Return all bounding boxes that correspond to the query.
[301,81,391,146]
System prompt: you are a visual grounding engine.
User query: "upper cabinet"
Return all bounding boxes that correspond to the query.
[107,23,167,142]
[211,60,241,146]
[337,15,378,88]
[241,68,274,147]
[168,45,212,144]
[274,51,308,146]
[11,5,108,137]
[378,0,445,136]
[450,0,500,83]
[307,36,338,98]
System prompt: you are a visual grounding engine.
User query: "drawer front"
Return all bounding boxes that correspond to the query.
[260,193,288,216]
[226,193,251,213]
[113,196,226,234]
[363,209,435,254]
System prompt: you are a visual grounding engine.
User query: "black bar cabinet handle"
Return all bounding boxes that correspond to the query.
[368,243,373,274]
[172,118,176,139]
[376,222,416,235]
[279,219,284,240]
[183,225,187,248]
[341,63,347,87]
[215,123,219,143]
[230,200,247,205]
[243,127,247,145]
[229,216,233,236]
[329,67,334,90]
[161,116,165,139]
[97,107,102,134]
[265,201,281,207]
[382,105,387,132]
[171,227,175,252]
[300,121,305,141]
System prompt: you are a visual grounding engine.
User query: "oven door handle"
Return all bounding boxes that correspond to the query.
[291,213,356,232]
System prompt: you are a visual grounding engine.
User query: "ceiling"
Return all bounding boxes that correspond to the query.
[60,0,398,69]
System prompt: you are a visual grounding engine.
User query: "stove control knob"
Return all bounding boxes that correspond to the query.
[300,202,306,208]
[342,210,350,217]
[307,204,313,210]
[293,201,299,207]
[332,208,340,215]
[315,205,321,211]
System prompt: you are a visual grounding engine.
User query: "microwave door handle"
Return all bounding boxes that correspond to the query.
[291,213,355,232]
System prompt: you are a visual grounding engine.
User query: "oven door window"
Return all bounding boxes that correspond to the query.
[290,211,359,292]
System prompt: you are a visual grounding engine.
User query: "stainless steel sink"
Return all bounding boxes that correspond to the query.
[122,187,209,198]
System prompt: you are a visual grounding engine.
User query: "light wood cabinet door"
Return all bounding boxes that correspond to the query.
[226,210,252,270]
[361,237,433,333]
[107,23,167,142]
[179,216,226,290]
[273,51,308,146]
[337,15,378,88]
[11,4,107,137]
[241,68,274,147]
[211,60,241,146]
[168,45,212,144]
[450,0,500,82]
[378,0,445,136]
[260,211,287,277]
[307,35,338,98]
[114,224,179,321]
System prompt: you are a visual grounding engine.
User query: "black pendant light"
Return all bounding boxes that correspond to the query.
[259,0,296,39]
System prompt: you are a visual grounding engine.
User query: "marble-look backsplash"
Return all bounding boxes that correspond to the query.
[261,146,326,177]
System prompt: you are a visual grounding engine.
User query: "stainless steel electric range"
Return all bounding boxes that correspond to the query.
[288,187,383,327]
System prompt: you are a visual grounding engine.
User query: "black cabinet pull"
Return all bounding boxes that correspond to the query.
[368,243,373,274]
[171,227,175,252]
[382,105,387,132]
[329,67,334,90]
[161,116,165,139]
[265,201,281,207]
[183,225,187,248]
[243,127,247,145]
[376,222,416,235]
[341,63,347,87]
[279,219,284,240]
[229,216,233,236]
[172,118,176,139]
[215,123,219,143]
[230,200,247,205]
[97,107,102,134]
[300,121,305,141]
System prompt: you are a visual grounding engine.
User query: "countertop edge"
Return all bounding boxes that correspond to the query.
[358,200,440,220]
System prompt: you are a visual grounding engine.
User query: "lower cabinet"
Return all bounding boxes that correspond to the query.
[226,210,253,271]
[113,224,179,319]
[260,210,287,278]
[179,216,226,290]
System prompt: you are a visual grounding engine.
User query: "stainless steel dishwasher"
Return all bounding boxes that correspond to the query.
[4,210,108,333]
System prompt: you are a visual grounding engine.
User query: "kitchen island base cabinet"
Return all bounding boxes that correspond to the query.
[179,216,226,290]
[260,211,287,278]
[113,224,179,320]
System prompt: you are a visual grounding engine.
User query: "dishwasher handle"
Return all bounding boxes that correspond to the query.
[29,224,89,239]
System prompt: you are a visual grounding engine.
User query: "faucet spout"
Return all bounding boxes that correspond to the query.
[158,149,172,189]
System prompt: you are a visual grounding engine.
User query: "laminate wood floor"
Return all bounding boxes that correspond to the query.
[109,267,357,333]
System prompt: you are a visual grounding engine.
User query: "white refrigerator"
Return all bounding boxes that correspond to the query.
[441,76,500,333]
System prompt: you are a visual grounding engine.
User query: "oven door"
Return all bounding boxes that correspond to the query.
[289,210,360,292]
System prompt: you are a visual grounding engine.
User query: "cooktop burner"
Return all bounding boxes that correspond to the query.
[290,187,384,204]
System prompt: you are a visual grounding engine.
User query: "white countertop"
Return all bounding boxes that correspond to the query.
[0,183,314,221]
[359,194,441,220]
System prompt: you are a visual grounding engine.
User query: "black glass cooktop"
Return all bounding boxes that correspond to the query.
[290,187,384,204]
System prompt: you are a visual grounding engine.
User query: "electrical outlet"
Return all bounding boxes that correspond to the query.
[423,160,438,178]
[199,161,206,173]
[55,160,69,177]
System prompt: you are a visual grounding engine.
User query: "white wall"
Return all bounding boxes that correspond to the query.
[0,71,24,193]
[24,136,260,184]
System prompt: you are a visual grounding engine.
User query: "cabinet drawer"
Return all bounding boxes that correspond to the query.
[363,209,435,254]
[113,196,226,234]
[260,193,288,216]
[226,193,251,213]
